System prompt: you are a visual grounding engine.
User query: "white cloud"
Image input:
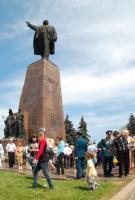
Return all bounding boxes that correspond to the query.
[61,67,135,105]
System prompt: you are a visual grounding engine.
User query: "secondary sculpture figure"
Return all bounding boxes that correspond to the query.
[25,20,57,59]
[4,109,16,138]
[4,108,25,138]
[15,108,25,138]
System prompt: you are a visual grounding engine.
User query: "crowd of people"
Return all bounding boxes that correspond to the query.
[0,128,135,191]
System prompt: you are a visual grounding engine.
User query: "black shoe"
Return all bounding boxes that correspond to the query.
[124,173,128,176]
[108,174,114,177]
[75,177,81,179]
[119,175,123,178]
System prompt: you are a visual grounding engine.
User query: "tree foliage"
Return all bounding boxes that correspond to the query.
[126,113,135,135]
[64,115,76,145]
[77,116,90,142]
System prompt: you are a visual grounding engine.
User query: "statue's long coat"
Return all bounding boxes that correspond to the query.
[27,23,57,57]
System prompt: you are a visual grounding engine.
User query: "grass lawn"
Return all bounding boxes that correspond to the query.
[0,170,128,200]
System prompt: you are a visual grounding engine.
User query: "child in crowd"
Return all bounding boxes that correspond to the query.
[16,142,24,171]
[85,152,100,191]
[48,145,56,171]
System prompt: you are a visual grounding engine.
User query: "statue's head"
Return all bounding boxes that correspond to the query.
[9,109,13,115]
[43,20,49,25]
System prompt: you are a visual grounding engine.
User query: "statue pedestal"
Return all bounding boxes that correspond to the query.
[19,59,65,140]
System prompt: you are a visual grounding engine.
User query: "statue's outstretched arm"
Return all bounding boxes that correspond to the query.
[25,21,37,31]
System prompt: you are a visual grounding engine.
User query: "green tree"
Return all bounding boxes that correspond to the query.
[64,115,76,145]
[126,113,135,136]
[77,116,90,142]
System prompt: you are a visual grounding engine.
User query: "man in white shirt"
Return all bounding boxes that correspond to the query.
[6,138,16,168]
[63,143,73,168]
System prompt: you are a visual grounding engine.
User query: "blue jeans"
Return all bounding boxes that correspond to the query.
[33,161,53,188]
[76,157,86,178]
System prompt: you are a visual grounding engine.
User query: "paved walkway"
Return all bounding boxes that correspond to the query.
[1,163,135,182]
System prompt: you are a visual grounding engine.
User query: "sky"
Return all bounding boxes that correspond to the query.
[0,0,135,142]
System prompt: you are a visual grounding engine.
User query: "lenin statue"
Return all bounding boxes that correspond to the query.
[25,20,57,59]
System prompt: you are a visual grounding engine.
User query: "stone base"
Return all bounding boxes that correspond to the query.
[19,59,65,140]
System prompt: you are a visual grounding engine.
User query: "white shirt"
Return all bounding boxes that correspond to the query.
[0,144,4,154]
[63,146,72,156]
[6,143,16,152]
[88,144,97,154]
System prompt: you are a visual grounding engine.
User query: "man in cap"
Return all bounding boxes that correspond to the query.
[25,20,57,59]
[74,131,88,179]
[98,130,114,177]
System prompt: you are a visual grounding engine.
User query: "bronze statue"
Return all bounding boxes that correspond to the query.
[4,109,16,138]
[25,20,57,59]
[15,108,25,138]
[4,108,25,138]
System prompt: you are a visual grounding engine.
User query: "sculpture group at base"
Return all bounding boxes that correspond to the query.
[4,108,25,138]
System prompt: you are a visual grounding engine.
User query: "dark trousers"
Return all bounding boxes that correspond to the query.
[76,157,86,178]
[8,152,15,168]
[64,156,70,169]
[33,161,53,188]
[57,152,64,174]
[117,150,129,176]
[103,156,113,176]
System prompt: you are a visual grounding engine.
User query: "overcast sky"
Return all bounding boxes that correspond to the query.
[0,0,135,141]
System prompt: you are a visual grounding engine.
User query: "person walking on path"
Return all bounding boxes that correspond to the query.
[74,131,88,179]
[32,130,54,189]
